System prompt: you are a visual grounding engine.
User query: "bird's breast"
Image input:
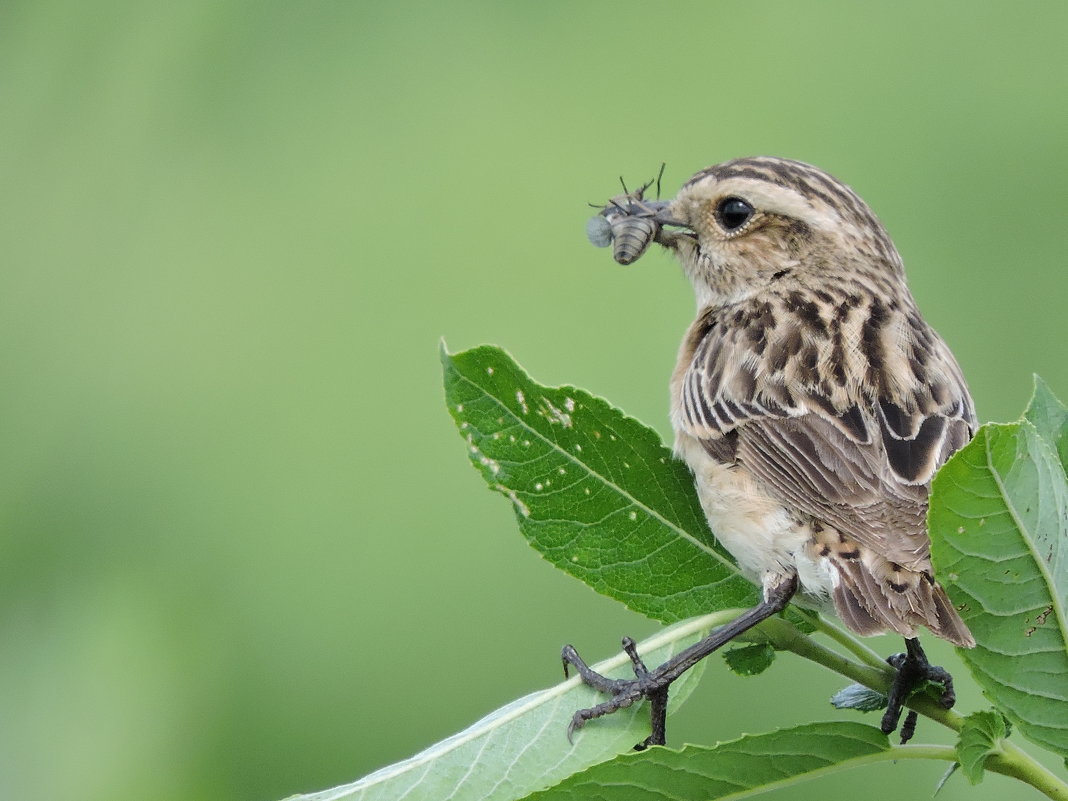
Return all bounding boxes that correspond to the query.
[674,430,837,600]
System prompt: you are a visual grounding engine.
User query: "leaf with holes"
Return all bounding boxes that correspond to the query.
[442,343,756,623]
[929,378,1068,757]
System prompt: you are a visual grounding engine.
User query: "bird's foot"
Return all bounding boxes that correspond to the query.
[880,638,955,743]
[560,577,798,749]
[561,636,670,750]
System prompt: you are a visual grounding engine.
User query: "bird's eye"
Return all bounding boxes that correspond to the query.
[716,197,754,231]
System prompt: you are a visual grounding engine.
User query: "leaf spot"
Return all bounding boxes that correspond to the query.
[539,398,573,428]
[486,366,494,375]
[516,390,529,414]
[564,397,576,412]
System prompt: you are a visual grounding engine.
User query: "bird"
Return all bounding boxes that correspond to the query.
[564,156,976,748]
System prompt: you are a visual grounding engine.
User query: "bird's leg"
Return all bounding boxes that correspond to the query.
[880,637,955,743]
[562,574,798,749]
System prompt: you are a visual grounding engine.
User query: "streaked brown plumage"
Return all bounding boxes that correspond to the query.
[659,157,975,647]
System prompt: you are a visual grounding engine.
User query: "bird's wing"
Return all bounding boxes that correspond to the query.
[674,293,975,571]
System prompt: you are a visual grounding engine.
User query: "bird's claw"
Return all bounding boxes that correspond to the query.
[880,638,956,743]
[561,638,665,748]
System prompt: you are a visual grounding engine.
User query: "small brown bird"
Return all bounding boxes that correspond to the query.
[565,157,976,747]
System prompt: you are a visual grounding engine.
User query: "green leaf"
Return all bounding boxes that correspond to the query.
[957,710,1007,784]
[523,722,891,800]
[722,643,776,677]
[442,344,756,623]
[929,382,1068,757]
[279,616,722,801]
[1025,376,1068,472]
[830,683,887,712]
[783,606,818,634]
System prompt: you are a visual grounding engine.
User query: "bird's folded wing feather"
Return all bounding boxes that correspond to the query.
[673,295,975,571]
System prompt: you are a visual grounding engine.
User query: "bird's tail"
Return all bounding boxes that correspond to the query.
[832,555,975,648]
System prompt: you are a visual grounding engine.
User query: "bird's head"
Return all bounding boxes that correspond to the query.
[659,157,904,307]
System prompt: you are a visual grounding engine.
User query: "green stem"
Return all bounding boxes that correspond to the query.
[885,743,958,762]
[810,615,890,671]
[754,616,1068,800]
[759,616,965,732]
[987,742,1068,801]
[649,610,1068,799]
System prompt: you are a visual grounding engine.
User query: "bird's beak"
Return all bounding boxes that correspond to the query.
[654,212,688,227]
[653,205,689,227]
[654,209,696,240]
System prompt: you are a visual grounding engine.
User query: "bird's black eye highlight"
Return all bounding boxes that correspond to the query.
[716,197,754,231]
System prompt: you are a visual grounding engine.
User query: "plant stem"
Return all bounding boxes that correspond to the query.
[986,742,1068,801]
[870,744,1068,801]
[761,616,966,730]
[751,616,1068,799]
[811,615,890,671]
[885,743,958,762]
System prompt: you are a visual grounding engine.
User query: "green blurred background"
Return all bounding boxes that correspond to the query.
[1,2,1065,800]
